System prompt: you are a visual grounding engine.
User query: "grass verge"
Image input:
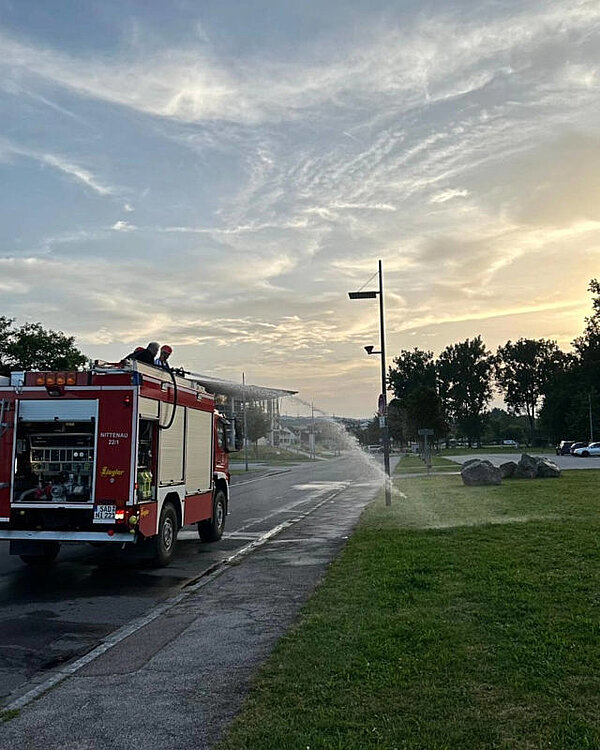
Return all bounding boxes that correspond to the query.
[396,453,459,474]
[217,469,600,750]
[231,445,315,464]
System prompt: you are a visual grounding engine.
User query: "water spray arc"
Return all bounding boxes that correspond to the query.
[285,395,401,494]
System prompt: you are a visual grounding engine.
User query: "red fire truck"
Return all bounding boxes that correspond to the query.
[0,361,236,566]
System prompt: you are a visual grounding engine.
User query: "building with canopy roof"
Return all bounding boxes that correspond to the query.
[182,371,297,447]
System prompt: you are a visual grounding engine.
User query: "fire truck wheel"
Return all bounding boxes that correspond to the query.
[198,489,226,543]
[20,541,61,566]
[151,502,178,567]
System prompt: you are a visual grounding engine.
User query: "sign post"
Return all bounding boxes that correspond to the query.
[418,428,434,474]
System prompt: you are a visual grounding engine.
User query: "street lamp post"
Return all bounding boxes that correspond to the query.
[349,259,392,506]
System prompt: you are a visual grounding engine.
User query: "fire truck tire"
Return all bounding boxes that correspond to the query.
[151,502,178,567]
[20,541,61,566]
[198,489,226,543]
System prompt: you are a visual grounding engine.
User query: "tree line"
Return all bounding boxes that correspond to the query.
[0,316,86,375]
[383,279,600,447]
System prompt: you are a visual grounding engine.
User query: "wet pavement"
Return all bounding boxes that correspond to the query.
[0,460,393,749]
[0,455,390,710]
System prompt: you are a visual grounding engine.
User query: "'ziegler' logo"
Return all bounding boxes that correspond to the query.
[101,466,125,478]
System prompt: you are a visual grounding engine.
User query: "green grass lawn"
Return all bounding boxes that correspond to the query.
[217,469,600,750]
[396,453,460,474]
[231,445,314,464]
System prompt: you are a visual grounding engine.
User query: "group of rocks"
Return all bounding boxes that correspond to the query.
[461,454,561,486]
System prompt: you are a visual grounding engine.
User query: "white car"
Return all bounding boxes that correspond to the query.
[573,442,600,457]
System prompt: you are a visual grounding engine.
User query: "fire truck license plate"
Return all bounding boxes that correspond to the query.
[94,504,116,521]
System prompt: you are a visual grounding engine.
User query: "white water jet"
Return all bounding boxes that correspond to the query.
[284,395,403,500]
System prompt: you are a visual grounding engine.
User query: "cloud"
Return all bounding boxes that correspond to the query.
[429,188,469,204]
[40,153,115,195]
[1,140,116,196]
[111,220,137,232]
[1,4,599,125]
[492,132,600,227]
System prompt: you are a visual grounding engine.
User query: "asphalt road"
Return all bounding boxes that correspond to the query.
[0,454,384,706]
[445,452,600,469]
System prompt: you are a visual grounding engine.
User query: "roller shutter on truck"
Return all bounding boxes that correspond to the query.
[185,408,212,494]
[18,400,98,422]
[158,404,185,485]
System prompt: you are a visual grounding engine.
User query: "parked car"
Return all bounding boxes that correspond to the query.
[569,441,589,455]
[556,440,574,455]
[573,442,600,457]
[502,439,519,448]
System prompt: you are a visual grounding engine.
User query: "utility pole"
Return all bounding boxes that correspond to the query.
[242,372,248,472]
[590,391,594,443]
[378,260,391,506]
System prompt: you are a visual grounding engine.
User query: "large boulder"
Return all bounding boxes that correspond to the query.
[499,461,517,479]
[536,457,561,478]
[514,453,562,479]
[514,453,538,479]
[461,459,502,486]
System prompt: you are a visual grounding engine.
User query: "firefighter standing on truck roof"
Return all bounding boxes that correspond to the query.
[154,344,173,370]
[122,341,160,366]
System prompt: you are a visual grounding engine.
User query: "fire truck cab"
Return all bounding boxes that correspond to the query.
[0,362,233,566]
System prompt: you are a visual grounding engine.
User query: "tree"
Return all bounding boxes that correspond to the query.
[481,408,527,446]
[387,398,405,445]
[495,338,566,444]
[539,281,600,443]
[361,416,381,447]
[437,336,494,446]
[387,348,445,442]
[245,404,270,454]
[388,348,436,399]
[573,278,600,391]
[0,318,87,374]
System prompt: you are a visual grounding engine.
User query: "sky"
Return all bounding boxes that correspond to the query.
[1,0,599,417]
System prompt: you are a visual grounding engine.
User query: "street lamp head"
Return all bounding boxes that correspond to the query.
[364,345,374,355]
[348,291,378,300]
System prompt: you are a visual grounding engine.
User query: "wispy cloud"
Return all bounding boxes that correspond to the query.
[1,4,599,124]
[429,188,469,204]
[40,153,115,195]
[1,140,116,196]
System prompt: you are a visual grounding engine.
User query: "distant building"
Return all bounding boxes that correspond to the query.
[183,372,297,448]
